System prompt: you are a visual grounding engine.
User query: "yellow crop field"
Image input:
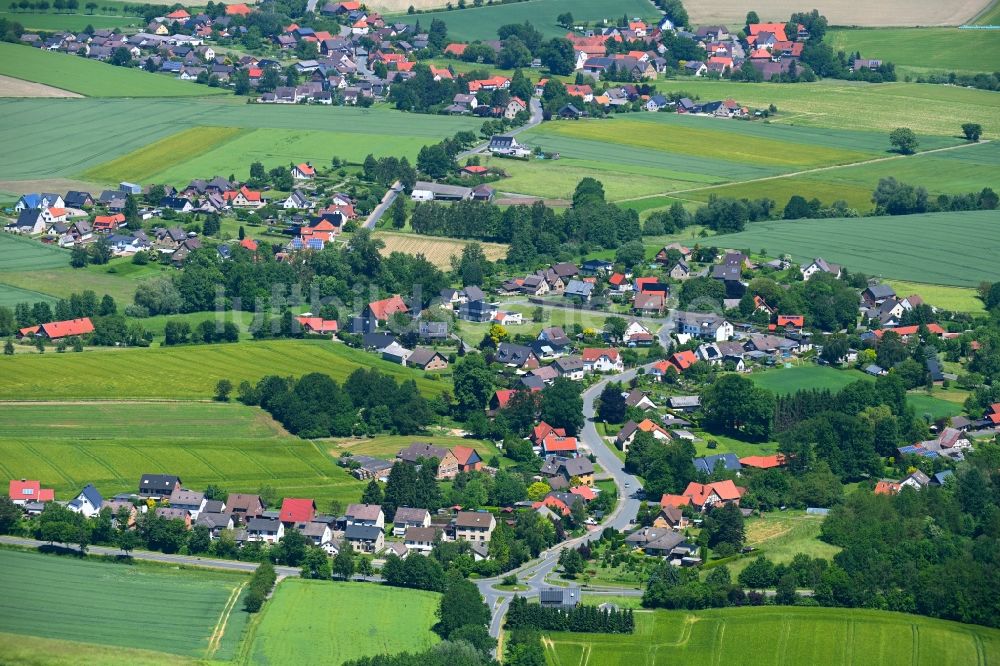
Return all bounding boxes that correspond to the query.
[376,231,508,268]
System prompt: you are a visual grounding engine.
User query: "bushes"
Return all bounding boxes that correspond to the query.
[505,596,635,633]
[244,560,277,613]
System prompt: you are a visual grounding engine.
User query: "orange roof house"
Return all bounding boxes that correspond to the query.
[20,317,95,340]
[240,237,259,251]
[293,162,316,178]
[165,8,190,20]
[542,433,578,455]
[430,66,453,80]
[777,315,804,328]
[225,3,252,16]
[874,480,902,496]
[668,350,698,372]
[295,316,338,334]
[681,480,745,511]
[444,43,467,56]
[874,324,945,339]
[367,294,409,321]
[461,165,488,175]
[739,455,786,469]
[570,485,596,501]
[468,76,510,92]
[748,23,788,41]
[94,213,125,231]
[9,479,55,504]
[660,493,692,509]
[532,421,566,445]
[452,445,482,472]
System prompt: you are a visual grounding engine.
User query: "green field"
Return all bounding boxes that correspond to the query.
[885,281,985,313]
[721,210,1000,286]
[0,259,172,306]
[827,27,1000,75]
[0,97,481,185]
[976,0,1000,24]
[0,401,367,507]
[651,79,1000,136]
[394,0,659,41]
[0,339,450,399]
[0,42,228,97]
[0,631,196,666]
[0,232,69,271]
[245,579,440,664]
[0,9,140,31]
[544,607,1000,665]
[0,549,250,660]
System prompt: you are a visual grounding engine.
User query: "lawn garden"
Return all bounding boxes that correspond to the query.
[243,579,440,664]
[543,606,1000,665]
[0,549,250,660]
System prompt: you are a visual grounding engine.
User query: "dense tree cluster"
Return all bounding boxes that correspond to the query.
[239,369,434,438]
[243,560,277,613]
[625,430,697,497]
[505,596,635,633]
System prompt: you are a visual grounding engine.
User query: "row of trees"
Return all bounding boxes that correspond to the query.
[505,595,635,633]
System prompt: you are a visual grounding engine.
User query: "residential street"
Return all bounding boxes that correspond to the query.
[364,179,402,229]
[458,98,543,159]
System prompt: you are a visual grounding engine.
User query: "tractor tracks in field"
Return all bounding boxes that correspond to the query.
[615,139,992,204]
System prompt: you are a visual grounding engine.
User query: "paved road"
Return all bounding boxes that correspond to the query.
[0,535,301,576]
[458,97,544,159]
[364,180,402,229]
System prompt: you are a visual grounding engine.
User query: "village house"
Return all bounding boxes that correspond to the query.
[581,348,623,373]
[404,526,442,553]
[346,503,385,528]
[225,493,264,525]
[138,473,181,499]
[396,442,459,480]
[9,479,54,505]
[453,511,496,543]
[675,311,733,341]
[247,517,285,544]
[616,418,671,452]
[392,507,431,536]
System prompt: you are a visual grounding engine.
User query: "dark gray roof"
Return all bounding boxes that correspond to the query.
[496,342,535,366]
[248,517,281,531]
[346,524,382,540]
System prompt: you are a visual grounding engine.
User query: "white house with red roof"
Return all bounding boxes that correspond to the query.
[661,480,745,512]
[9,479,54,505]
[541,433,579,457]
[226,186,264,209]
[295,316,338,335]
[581,348,623,373]
[292,163,316,180]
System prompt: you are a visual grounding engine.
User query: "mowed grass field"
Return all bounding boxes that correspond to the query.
[0,402,368,507]
[244,579,440,664]
[721,210,1000,286]
[393,0,658,41]
[0,42,227,97]
[0,97,481,184]
[0,339,451,399]
[0,549,250,660]
[375,231,508,268]
[0,9,141,31]
[725,511,841,577]
[827,27,1000,75]
[543,606,1000,665]
[0,233,69,306]
[885,280,985,313]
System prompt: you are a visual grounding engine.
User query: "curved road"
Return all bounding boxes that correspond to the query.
[458,98,544,160]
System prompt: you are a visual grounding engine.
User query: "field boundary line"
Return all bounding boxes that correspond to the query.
[616,139,992,203]
[973,630,987,666]
[206,581,246,659]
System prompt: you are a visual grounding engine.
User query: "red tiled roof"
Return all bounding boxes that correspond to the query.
[368,294,408,321]
[430,66,453,79]
[39,317,94,339]
[748,23,788,41]
[462,165,488,174]
[451,445,479,466]
[165,9,190,19]
[542,434,578,453]
[683,480,744,507]
[582,347,619,362]
[874,480,901,496]
[608,273,626,286]
[777,315,804,327]
[874,324,944,338]
[669,350,697,371]
[295,316,338,333]
[636,418,670,439]
[493,389,517,409]
[248,67,263,78]
[280,498,316,523]
[532,421,566,444]
[444,43,467,56]
[570,486,596,501]
[739,454,786,469]
[540,495,571,515]
[9,479,54,502]
[226,3,252,15]
[295,162,315,176]
[565,84,593,97]
[660,493,692,508]
[240,237,259,251]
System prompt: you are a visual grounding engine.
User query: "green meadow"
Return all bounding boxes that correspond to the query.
[0,42,227,97]
[827,27,1000,75]
[0,339,451,399]
[721,210,1000,286]
[246,580,440,664]
[0,401,367,507]
[0,549,250,660]
[0,9,141,31]
[544,607,1000,665]
[0,97,481,185]
[393,0,658,41]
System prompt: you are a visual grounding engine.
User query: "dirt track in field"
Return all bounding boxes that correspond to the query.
[684,0,991,27]
[0,74,82,98]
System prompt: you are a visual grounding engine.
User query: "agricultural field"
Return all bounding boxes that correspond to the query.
[720,210,1000,286]
[976,0,1000,24]
[725,511,841,577]
[0,73,82,98]
[543,606,1000,665]
[375,230,508,268]
[0,8,141,31]
[392,0,659,41]
[243,579,440,664]
[0,401,368,507]
[0,339,451,400]
[650,79,1000,136]
[0,42,228,97]
[0,632,197,666]
[681,0,993,27]
[0,259,171,306]
[827,27,1000,75]
[0,97,480,187]
[0,549,250,661]
[0,232,69,306]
